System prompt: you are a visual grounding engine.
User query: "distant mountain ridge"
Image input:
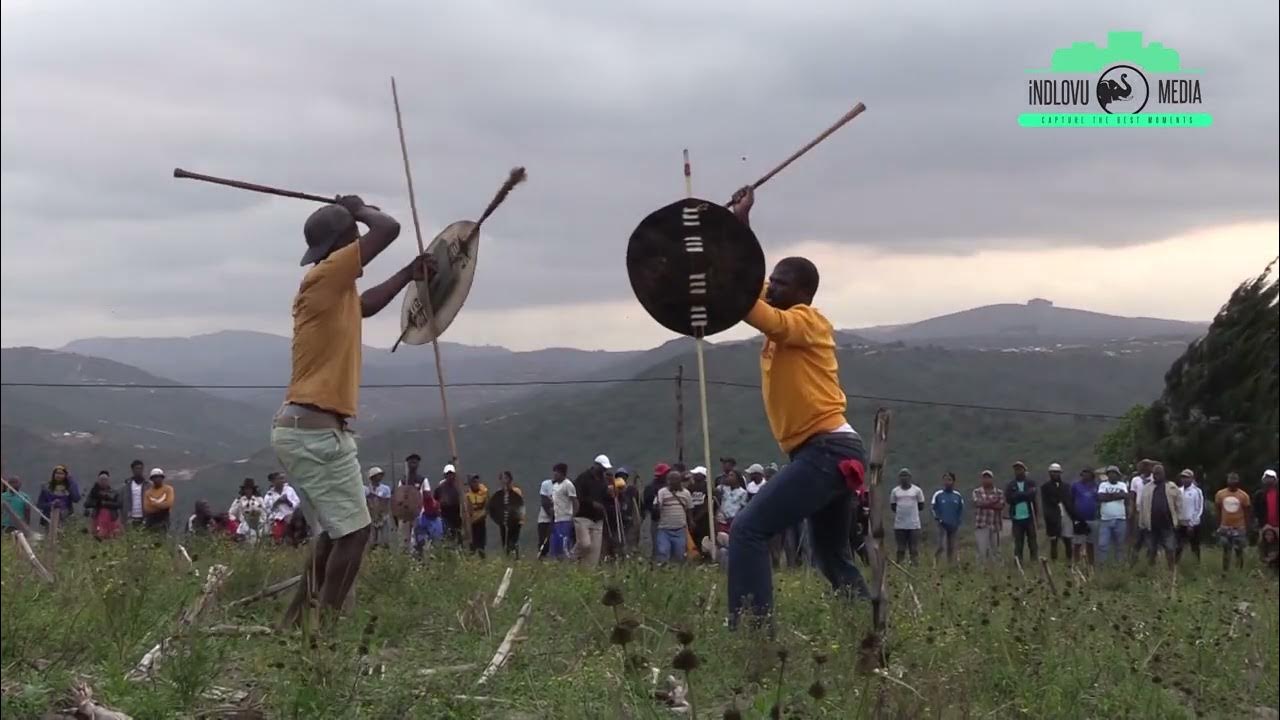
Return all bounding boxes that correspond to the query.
[852,299,1206,346]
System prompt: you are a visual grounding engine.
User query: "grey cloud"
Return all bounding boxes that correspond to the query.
[2,0,1277,342]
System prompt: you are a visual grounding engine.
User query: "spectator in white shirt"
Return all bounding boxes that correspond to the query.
[1176,469,1204,563]
[365,468,394,549]
[537,475,556,558]
[1096,466,1129,564]
[889,468,926,566]
[124,460,148,528]
[263,472,301,544]
[549,463,577,559]
[228,478,265,545]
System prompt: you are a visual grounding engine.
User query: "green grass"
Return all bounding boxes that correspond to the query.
[2,531,1277,719]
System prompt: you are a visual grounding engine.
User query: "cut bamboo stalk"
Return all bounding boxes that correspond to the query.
[14,531,54,583]
[492,567,513,608]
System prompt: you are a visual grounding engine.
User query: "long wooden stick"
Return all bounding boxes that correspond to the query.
[227,574,301,608]
[857,409,891,675]
[0,477,48,525]
[389,77,460,472]
[683,148,717,562]
[492,567,513,608]
[128,564,232,681]
[728,102,867,207]
[172,168,336,204]
[477,596,533,686]
[13,530,54,583]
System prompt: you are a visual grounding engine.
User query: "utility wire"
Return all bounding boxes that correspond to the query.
[4,378,1275,427]
[0,377,1148,422]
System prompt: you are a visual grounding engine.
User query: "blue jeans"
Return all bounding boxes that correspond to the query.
[550,520,574,558]
[655,527,687,563]
[728,432,869,625]
[1098,518,1126,563]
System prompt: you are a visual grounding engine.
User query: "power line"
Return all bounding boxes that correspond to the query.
[0,377,1129,420]
[3,377,1273,427]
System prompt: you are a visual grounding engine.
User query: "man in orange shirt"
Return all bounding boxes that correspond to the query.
[271,195,432,627]
[1214,471,1252,572]
[724,186,868,629]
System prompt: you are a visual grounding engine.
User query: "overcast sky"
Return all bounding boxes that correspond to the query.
[2,0,1277,352]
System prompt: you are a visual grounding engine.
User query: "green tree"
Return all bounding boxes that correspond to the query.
[1137,261,1279,494]
[1095,404,1149,468]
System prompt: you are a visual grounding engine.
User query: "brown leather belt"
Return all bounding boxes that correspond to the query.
[272,403,346,430]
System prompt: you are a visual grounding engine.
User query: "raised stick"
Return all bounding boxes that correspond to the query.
[684,148,717,562]
[727,102,867,207]
[388,76,460,472]
[172,168,338,204]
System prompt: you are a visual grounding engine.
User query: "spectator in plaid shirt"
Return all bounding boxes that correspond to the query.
[972,470,1005,565]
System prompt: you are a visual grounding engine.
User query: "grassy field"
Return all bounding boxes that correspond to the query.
[1,531,1277,719]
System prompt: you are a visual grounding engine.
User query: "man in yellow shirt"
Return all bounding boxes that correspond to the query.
[465,475,490,558]
[271,194,432,627]
[724,186,868,629]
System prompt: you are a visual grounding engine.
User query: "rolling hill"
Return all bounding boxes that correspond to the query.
[0,347,267,486]
[853,298,1207,347]
[185,338,1189,517]
[62,330,651,432]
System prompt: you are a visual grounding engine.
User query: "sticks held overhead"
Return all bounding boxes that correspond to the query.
[727,101,866,207]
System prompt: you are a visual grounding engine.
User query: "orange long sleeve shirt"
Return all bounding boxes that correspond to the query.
[744,293,848,454]
[143,484,175,514]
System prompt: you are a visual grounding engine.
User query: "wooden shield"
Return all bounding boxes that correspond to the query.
[391,485,422,522]
[626,199,764,337]
[400,220,480,345]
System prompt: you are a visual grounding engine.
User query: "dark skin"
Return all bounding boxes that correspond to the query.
[1073,470,1097,566]
[406,456,421,482]
[318,195,433,319]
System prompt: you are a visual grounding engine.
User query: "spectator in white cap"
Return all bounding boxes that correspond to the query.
[1256,469,1279,570]
[1040,462,1073,564]
[433,464,463,545]
[687,466,712,551]
[971,470,1005,565]
[571,455,611,566]
[1096,466,1129,564]
[743,464,767,499]
[364,467,393,549]
[142,467,175,532]
[1176,469,1204,563]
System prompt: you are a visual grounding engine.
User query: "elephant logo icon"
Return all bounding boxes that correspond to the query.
[1096,64,1150,114]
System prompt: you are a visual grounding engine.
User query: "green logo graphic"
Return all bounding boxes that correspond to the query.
[1020,31,1211,128]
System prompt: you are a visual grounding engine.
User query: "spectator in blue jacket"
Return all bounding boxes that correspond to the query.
[931,472,965,564]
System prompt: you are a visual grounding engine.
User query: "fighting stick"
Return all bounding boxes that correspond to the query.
[727,102,866,207]
[857,409,892,675]
[685,148,717,562]
[172,168,380,210]
[389,76,460,475]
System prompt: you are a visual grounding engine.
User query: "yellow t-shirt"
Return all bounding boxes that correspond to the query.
[466,484,490,525]
[744,295,847,454]
[1215,488,1251,530]
[285,242,363,418]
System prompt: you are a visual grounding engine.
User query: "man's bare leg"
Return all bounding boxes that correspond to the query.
[319,526,371,625]
[283,532,334,628]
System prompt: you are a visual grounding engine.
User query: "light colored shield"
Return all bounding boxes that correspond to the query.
[399,220,480,345]
[391,485,423,522]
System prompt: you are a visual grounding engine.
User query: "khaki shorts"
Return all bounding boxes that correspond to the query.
[271,426,370,539]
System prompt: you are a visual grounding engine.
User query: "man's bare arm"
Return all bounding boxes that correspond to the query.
[360,256,434,318]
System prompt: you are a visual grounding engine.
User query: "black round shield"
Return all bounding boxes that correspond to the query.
[626,198,765,338]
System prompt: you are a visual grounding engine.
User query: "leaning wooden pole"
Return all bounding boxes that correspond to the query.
[858,408,892,674]
[684,148,717,561]
[390,76,461,472]
[675,364,685,465]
